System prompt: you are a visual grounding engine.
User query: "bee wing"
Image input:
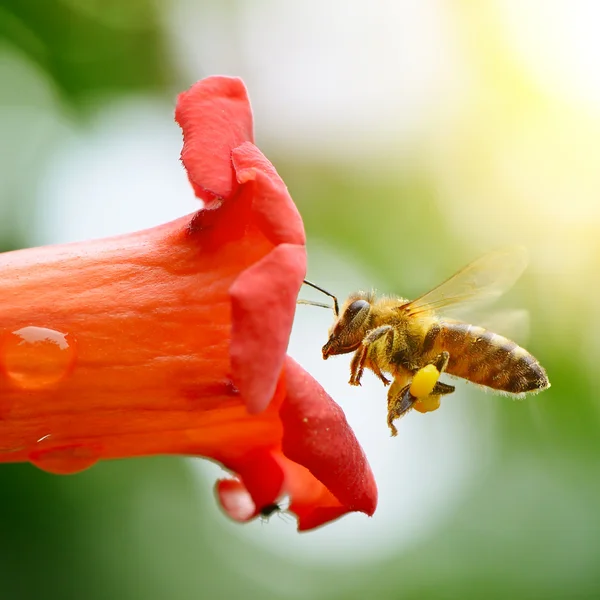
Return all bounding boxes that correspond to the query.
[402,246,528,318]
[472,308,530,345]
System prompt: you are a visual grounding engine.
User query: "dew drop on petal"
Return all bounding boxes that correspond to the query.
[29,443,101,475]
[2,327,76,389]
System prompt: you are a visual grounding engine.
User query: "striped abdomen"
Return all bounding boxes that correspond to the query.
[426,320,549,395]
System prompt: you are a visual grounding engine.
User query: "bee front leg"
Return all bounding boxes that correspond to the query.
[349,347,368,386]
[349,325,393,386]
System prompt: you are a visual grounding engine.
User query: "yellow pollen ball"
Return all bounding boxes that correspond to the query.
[410,364,440,399]
[414,395,441,413]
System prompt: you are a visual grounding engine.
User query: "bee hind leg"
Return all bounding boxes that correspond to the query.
[431,351,450,373]
[413,379,455,414]
[432,381,454,395]
[386,378,457,435]
[386,378,415,437]
[409,353,454,414]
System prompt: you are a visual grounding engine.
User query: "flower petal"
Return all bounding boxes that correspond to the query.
[233,142,306,246]
[230,244,306,414]
[214,460,355,530]
[215,478,257,522]
[280,357,378,517]
[215,391,377,532]
[286,468,353,531]
[1,74,379,532]
[215,468,349,531]
[276,458,359,531]
[232,448,286,510]
[176,77,254,207]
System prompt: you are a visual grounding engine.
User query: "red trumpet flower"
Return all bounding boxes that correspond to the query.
[0,76,377,531]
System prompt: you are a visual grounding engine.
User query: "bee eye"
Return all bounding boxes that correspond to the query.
[345,299,369,321]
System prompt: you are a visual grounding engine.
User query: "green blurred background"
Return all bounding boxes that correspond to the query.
[1,1,600,598]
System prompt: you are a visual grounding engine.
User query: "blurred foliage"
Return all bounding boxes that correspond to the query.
[288,163,600,600]
[282,161,459,298]
[0,0,178,257]
[1,2,600,600]
[0,0,174,107]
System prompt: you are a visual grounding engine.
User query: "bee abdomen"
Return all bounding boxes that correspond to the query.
[434,322,549,395]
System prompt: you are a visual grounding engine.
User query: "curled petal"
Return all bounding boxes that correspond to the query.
[230,244,306,414]
[214,461,357,531]
[280,357,378,517]
[214,359,377,531]
[215,468,350,531]
[176,77,254,206]
[233,448,286,510]
[215,478,257,522]
[233,142,306,246]
[284,462,354,531]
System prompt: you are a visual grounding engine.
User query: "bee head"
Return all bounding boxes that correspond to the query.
[322,292,373,359]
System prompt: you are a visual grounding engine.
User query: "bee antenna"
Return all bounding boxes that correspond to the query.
[302,279,339,316]
[297,299,332,310]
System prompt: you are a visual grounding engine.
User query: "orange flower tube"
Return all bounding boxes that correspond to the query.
[0,76,377,531]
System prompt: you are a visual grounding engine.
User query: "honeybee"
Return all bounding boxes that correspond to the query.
[303,247,550,436]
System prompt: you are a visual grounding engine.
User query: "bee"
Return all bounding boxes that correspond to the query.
[304,247,550,436]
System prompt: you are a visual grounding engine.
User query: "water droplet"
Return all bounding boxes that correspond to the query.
[29,444,101,475]
[2,326,76,389]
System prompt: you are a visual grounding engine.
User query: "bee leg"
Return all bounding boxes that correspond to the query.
[413,380,456,414]
[349,346,368,386]
[349,325,393,386]
[372,364,391,386]
[407,351,450,400]
[432,381,455,395]
[430,351,450,373]
[386,380,415,437]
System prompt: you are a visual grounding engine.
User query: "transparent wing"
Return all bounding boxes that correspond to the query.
[402,246,529,318]
[471,308,530,346]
